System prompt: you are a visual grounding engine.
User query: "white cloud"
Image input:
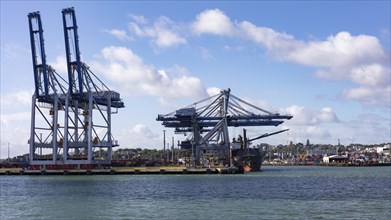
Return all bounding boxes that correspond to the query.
[336,63,391,107]
[0,113,31,158]
[50,55,68,76]
[341,85,391,106]
[317,107,339,123]
[285,32,386,68]
[1,90,32,110]
[0,112,31,126]
[206,87,221,96]
[282,105,339,126]
[116,124,160,149]
[305,126,331,139]
[104,29,133,41]
[128,15,187,48]
[189,9,390,108]
[349,64,389,87]
[128,14,147,24]
[90,46,207,99]
[130,124,159,139]
[157,97,181,110]
[192,9,234,36]
[238,21,297,51]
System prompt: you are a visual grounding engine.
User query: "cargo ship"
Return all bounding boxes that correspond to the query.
[231,147,263,172]
[231,129,289,172]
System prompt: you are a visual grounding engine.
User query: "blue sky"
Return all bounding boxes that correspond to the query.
[1,1,390,158]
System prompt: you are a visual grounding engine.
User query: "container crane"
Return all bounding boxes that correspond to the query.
[61,7,124,166]
[28,8,124,168]
[157,88,292,165]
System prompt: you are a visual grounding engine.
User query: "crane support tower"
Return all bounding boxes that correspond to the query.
[157,88,292,165]
[28,8,124,168]
[28,11,68,165]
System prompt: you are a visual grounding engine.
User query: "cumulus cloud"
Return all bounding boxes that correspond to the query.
[206,87,221,96]
[90,46,207,99]
[130,124,159,139]
[341,85,390,106]
[116,124,160,149]
[338,64,391,107]
[1,90,32,110]
[284,32,387,68]
[305,126,331,139]
[349,64,389,87]
[282,105,339,126]
[50,55,68,76]
[128,15,187,48]
[192,9,234,36]
[238,21,297,51]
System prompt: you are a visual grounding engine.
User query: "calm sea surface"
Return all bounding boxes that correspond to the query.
[1,166,390,219]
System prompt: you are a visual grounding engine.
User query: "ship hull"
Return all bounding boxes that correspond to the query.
[243,157,262,172]
[232,148,263,172]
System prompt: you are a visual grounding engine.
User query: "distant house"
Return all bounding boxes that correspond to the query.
[323,155,349,163]
[376,145,390,156]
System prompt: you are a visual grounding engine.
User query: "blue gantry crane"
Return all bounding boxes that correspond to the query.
[157,88,292,165]
[28,11,68,165]
[28,8,124,168]
[61,7,124,166]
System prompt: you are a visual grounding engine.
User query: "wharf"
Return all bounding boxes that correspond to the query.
[0,166,242,175]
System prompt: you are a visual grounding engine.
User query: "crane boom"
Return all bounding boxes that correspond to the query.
[62,7,83,95]
[248,129,290,142]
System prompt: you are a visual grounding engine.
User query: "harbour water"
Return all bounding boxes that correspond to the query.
[1,166,390,219]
